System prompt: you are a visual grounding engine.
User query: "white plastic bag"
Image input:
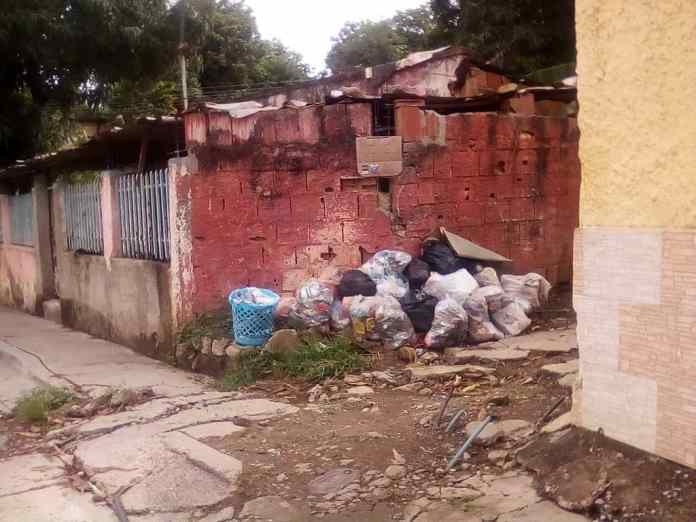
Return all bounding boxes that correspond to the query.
[501,273,551,313]
[463,288,504,344]
[375,274,409,300]
[425,298,468,348]
[492,300,531,336]
[423,268,479,305]
[474,267,502,287]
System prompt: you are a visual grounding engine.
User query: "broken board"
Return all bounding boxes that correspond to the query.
[355,136,403,177]
[424,226,511,263]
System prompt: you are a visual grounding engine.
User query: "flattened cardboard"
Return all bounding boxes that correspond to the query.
[356,136,403,177]
[424,226,511,263]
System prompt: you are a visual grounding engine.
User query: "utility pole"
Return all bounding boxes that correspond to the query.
[178,0,188,111]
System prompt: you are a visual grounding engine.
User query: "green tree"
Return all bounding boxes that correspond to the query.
[429,0,575,74]
[326,6,437,72]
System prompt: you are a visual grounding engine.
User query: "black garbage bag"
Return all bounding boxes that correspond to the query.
[399,290,438,332]
[422,240,459,275]
[337,269,377,298]
[404,258,430,289]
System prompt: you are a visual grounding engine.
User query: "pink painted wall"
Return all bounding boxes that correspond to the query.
[0,195,40,312]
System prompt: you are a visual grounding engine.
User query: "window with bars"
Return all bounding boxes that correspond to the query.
[64,179,104,254]
[9,192,33,246]
[117,169,170,262]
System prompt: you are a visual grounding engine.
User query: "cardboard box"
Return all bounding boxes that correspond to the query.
[424,226,511,263]
[355,136,403,177]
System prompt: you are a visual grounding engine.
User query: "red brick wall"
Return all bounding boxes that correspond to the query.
[183,101,580,313]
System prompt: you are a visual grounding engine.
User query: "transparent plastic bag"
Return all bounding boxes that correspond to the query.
[360,250,412,282]
[349,295,414,349]
[289,279,334,328]
[492,300,531,336]
[425,298,469,348]
[376,274,409,299]
[474,267,502,287]
[423,268,479,305]
[330,299,352,331]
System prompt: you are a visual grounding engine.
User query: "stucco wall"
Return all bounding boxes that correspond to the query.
[576,0,696,227]
[0,195,40,312]
[52,185,173,358]
[56,254,172,357]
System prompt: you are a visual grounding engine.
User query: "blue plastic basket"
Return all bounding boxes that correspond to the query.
[228,287,280,347]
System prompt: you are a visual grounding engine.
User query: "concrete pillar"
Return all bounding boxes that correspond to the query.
[101,171,122,267]
[0,194,10,243]
[32,174,55,305]
[168,156,196,331]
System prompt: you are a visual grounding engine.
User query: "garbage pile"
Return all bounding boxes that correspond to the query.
[277,239,551,350]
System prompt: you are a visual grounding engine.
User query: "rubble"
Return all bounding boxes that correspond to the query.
[464,419,534,446]
[542,360,579,377]
[407,364,495,381]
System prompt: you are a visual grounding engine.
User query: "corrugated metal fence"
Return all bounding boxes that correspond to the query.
[117,169,170,262]
[9,192,34,246]
[64,179,104,254]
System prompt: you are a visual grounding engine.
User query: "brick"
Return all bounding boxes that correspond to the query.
[323,104,350,141]
[291,193,326,220]
[509,198,535,221]
[246,223,276,242]
[309,222,343,243]
[241,170,274,194]
[433,151,452,178]
[323,192,358,221]
[515,150,538,174]
[277,222,309,245]
[347,102,373,136]
[258,196,291,222]
[395,104,424,141]
[358,193,380,219]
[274,171,308,195]
[275,149,319,171]
[417,182,436,205]
[274,110,301,143]
[451,150,479,177]
[282,268,313,292]
[306,169,342,194]
[261,245,297,270]
[484,201,510,223]
[452,202,484,226]
[298,105,321,144]
[479,149,514,177]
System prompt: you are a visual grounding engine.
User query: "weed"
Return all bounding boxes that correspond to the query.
[177,309,232,346]
[15,386,75,423]
[219,335,370,390]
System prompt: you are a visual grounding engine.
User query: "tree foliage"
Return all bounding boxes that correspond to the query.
[0,0,310,162]
[430,0,575,74]
[326,1,575,75]
[326,6,436,72]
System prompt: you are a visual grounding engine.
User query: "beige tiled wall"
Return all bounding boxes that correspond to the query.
[575,227,696,467]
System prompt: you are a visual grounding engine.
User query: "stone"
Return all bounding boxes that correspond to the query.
[439,486,482,500]
[507,328,577,353]
[542,359,579,377]
[121,453,230,512]
[464,419,533,446]
[180,422,246,439]
[239,496,307,521]
[395,382,424,392]
[372,487,391,500]
[408,365,495,381]
[497,501,588,521]
[0,433,8,451]
[418,387,433,396]
[265,329,300,354]
[163,431,243,483]
[385,464,406,479]
[444,347,529,364]
[542,411,574,433]
[175,343,193,366]
[488,449,510,462]
[420,352,440,364]
[211,338,229,357]
[491,301,531,336]
[403,498,432,522]
[370,370,398,385]
[197,506,236,522]
[558,372,577,388]
[0,484,116,522]
[225,344,242,368]
[347,385,374,396]
[308,468,360,496]
[200,336,213,355]
[370,477,392,488]
[344,375,365,385]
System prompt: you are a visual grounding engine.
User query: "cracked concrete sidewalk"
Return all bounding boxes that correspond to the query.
[0,306,298,521]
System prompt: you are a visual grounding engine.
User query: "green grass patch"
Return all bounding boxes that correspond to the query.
[219,335,370,390]
[176,309,232,346]
[15,386,75,423]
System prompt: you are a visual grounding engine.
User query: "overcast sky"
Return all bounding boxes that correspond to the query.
[244,0,427,74]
